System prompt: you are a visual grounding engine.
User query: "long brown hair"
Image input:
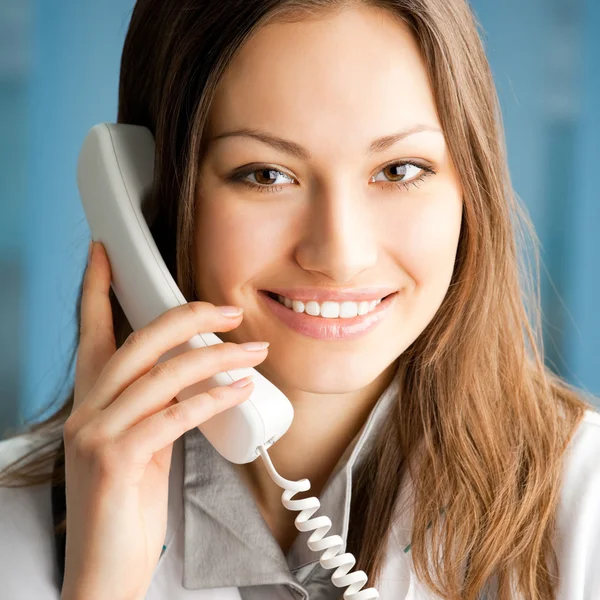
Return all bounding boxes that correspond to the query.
[1,1,595,598]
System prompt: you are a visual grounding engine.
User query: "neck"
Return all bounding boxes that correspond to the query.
[233,360,400,516]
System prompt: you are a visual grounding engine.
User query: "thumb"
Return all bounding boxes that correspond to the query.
[74,241,117,410]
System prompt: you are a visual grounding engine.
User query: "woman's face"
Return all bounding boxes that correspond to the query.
[194,5,463,394]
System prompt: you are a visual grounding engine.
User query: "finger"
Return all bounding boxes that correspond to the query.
[74,241,117,410]
[118,381,255,462]
[147,397,179,472]
[97,342,268,435]
[84,301,246,413]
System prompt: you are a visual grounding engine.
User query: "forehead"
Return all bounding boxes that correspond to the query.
[206,6,441,157]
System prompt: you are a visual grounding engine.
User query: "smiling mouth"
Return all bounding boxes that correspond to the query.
[264,290,396,318]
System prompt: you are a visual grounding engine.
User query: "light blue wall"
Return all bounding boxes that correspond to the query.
[470,0,599,401]
[0,83,26,257]
[0,80,26,432]
[564,0,600,397]
[0,2,29,433]
[21,0,135,423]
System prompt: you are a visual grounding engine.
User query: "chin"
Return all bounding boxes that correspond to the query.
[258,345,398,395]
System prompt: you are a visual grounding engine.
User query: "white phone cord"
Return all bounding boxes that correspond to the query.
[257,444,380,600]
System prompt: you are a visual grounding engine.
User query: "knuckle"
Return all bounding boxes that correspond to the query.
[206,386,229,404]
[162,402,189,425]
[123,329,148,350]
[199,341,256,372]
[216,342,239,356]
[200,387,234,420]
[63,420,122,475]
[148,360,175,380]
[185,301,209,318]
[204,343,235,368]
[62,416,81,443]
[69,425,101,458]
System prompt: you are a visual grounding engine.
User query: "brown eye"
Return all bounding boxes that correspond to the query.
[228,165,296,195]
[254,168,281,185]
[370,160,436,193]
[373,162,423,184]
[384,164,407,181]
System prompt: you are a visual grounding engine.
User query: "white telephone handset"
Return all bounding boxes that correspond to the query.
[77,123,293,464]
[77,122,380,598]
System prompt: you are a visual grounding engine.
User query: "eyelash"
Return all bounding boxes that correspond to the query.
[228,160,437,195]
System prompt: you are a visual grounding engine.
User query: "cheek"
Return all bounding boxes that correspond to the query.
[194,199,286,300]
[386,191,462,296]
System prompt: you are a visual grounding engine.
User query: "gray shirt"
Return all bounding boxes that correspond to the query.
[181,369,401,599]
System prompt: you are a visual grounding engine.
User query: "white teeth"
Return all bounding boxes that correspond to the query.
[357,301,370,315]
[340,301,358,318]
[274,294,385,318]
[305,300,320,316]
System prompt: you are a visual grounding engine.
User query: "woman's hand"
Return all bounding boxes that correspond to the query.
[61,241,269,600]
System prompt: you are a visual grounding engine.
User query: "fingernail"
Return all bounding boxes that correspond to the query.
[217,305,244,317]
[229,375,254,388]
[87,241,94,265]
[240,341,270,351]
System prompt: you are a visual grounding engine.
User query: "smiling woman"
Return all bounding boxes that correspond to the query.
[0,1,599,600]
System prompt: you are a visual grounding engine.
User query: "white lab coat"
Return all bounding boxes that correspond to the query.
[1,408,599,599]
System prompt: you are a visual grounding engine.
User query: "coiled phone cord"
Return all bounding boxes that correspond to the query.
[256,444,380,600]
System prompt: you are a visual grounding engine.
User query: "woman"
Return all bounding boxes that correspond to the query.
[1,0,598,598]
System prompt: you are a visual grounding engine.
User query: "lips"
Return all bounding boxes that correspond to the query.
[258,289,399,341]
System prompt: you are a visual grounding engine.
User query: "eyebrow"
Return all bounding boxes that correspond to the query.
[209,124,443,160]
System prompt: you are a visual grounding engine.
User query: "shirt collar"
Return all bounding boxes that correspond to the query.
[181,363,402,591]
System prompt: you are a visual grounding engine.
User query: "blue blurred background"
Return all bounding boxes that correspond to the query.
[0,0,598,436]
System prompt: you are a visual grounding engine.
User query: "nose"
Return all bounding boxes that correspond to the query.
[294,184,378,282]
